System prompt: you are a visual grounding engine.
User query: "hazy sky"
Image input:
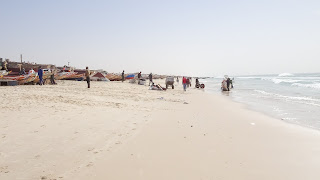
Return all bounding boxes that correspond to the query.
[1,0,319,76]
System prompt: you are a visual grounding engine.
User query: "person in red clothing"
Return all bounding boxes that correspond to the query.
[182,76,187,91]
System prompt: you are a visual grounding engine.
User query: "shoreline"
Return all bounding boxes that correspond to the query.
[204,85,320,132]
[1,80,320,179]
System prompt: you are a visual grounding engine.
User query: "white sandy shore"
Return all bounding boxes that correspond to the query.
[1,80,320,180]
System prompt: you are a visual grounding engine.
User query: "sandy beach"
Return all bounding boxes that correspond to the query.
[1,80,320,180]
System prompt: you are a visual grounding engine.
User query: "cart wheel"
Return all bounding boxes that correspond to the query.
[201,84,205,88]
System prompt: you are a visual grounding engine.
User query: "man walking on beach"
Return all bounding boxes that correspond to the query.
[38,66,43,85]
[149,73,153,86]
[85,67,91,88]
[122,70,125,82]
[182,76,187,91]
[138,71,141,79]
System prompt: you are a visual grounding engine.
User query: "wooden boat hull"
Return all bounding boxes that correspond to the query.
[105,74,122,81]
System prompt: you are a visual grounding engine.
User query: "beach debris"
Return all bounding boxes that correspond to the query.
[250,123,255,126]
[157,97,164,100]
[183,102,188,104]
[191,125,193,127]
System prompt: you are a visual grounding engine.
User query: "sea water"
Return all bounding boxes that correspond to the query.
[202,73,320,130]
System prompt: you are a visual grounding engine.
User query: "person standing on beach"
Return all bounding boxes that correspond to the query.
[149,73,153,86]
[38,66,43,85]
[182,76,187,91]
[226,77,231,91]
[85,67,91,88]
[230,78,233,89]
[138,71,141,79]
[122,70,125,82]
[50,69,56,85]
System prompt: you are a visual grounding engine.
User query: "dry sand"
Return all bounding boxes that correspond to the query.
[1,80,320,180]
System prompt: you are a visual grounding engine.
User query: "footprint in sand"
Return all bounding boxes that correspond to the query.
[86,162,93,167]
[88,148,94,152]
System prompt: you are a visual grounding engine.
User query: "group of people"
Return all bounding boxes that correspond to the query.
[221,77,234,91]
[37,67,57,85]
[182,77,192,91]
[83,68,197,93]
[17,66,57,85]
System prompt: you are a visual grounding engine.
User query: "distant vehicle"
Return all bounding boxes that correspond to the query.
[165,76,175,89]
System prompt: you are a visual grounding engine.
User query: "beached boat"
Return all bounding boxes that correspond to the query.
[91,72,109,81]
[0,74,27,81]
[18,73,38,84]
[0,71,38,85]
[55,72,78,80]
[105,73,122,81]
[125,74,135,79]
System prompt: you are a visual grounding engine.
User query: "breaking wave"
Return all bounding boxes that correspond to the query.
[271,78,301,84]
[278,73,294,77]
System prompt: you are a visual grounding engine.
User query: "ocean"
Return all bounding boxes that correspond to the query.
[202,73,320,130]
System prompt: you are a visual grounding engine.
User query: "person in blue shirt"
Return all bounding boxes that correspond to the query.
[38,66,43,85]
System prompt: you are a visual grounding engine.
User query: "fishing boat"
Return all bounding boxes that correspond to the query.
[105,73,122,81]
[91,72,109,81]
[18,72,38,84]
[55,72,78,80]
[125,74,135,79]
[0,71,38,85]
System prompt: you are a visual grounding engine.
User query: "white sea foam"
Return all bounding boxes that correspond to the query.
[278,73,294,77]
[271,78,301,84]
[291,83,320,89]
[254,90,320,106]
[281,117,297,121]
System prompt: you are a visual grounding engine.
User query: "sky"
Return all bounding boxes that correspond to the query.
[0,0,319,77]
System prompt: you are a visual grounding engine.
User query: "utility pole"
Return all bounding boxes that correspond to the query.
[68,62,70,66]
[20,54,23,63]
